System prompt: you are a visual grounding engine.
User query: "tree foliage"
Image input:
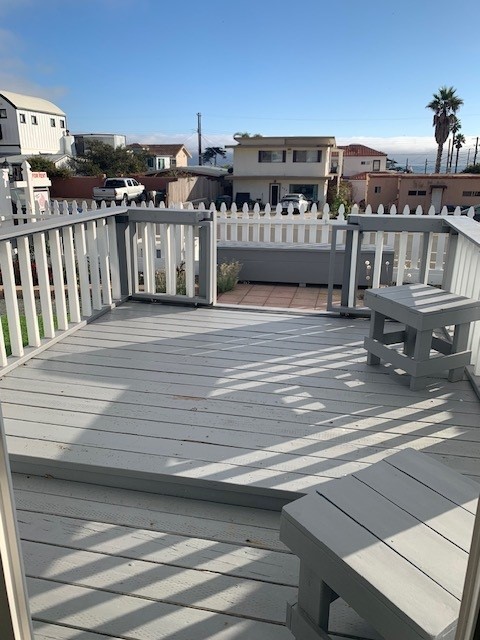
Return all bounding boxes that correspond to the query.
[70,140,148,176]
[462,164,480,174]
[202,147,227,166]
[327,179,352,216]
[426,86,463,173]
[233,132,263,139]
[27,156,73,178]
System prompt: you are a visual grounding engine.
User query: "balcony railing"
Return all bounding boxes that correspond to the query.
[0,201,216,374]
[336,213,480,377]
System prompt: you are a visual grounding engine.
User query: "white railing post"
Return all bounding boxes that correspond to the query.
[0,404,34,640]
[0,168,13,222]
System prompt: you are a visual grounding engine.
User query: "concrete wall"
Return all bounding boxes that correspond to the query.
[366,173,480,212]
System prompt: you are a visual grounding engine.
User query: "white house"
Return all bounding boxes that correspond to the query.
[338,144,387,178]
[0,90,69,156]
[227,136,338,206]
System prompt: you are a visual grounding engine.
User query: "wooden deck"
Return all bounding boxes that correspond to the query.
[14,472,381,640]
[2,300,479,640]
[2,301,480,507]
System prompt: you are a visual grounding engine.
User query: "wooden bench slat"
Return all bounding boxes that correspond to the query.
[384,449,479,514]
[318,475,469,600]
[353,459,476,552]
[281,492,459,640]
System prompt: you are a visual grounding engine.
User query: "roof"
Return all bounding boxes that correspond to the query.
[227,136,336,148]
[0,90,65,116]
[338,144,387,157]
[128,143,192,158]
[0,153,71,165]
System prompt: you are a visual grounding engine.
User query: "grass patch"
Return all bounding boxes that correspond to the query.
[1,314,55,356]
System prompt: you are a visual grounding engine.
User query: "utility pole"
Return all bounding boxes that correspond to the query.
[445,139,451,173]
[466,148,471,169]
[197,113,202,166]
[474,137,479,166]
[424,158,428,174]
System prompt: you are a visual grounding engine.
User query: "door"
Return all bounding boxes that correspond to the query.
[431,187,443,213]
[270,184,280,206]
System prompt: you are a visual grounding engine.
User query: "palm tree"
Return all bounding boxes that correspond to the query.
[447,116,461,172]
[454,133,466,173]
[426,86,463,173]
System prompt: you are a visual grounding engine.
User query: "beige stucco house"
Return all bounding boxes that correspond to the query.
[366,173,480,212]
[227,136,338,206]
[128,143,191,171]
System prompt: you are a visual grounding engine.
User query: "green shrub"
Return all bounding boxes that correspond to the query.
[155,262,187,295]
[217,260,242,293]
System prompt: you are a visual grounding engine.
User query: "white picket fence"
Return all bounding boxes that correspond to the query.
[3,196,478,286]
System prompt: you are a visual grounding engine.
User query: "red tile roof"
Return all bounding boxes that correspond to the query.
[338,144,387,157]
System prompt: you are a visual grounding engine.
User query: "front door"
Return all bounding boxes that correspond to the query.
[270,184,280,206]
[431,187,443,213]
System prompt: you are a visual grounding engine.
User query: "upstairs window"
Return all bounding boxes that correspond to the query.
[19,113,26,123]
[293,150,322,163]
[0,124,3,140]
[60,119,65,128]
[374,186,381,193]
[50,118,56,127]
[31,115,38,125]
[0,109,6,118]
[258,150,286,163]
[373,159,381,171]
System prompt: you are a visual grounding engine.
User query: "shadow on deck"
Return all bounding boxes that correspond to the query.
[2,300,479,640]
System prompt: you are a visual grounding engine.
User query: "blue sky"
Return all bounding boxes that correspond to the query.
[2,0,480,167]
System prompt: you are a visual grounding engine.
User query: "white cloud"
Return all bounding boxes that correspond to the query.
[128,132,236,150]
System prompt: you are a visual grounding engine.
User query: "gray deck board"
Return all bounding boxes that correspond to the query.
[2,301,479,505]
[14,474,381,640]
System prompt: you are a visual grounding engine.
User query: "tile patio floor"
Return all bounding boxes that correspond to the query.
[217,283,341,311]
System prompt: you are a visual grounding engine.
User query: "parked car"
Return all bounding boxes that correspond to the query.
[460,204,480,221]
[280,193,310,214]
[92,178,146,205]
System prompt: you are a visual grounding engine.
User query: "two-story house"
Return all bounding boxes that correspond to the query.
[338,144,388,177]
[128,143,191,171]
[0,90,69,156]
[227,136,338,206]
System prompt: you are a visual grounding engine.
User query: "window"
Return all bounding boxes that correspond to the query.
[373,159,381,171]
[19,113,26,123]
[293,149,322,163]
[147,158,154,168]
[258,150,286,163]
[288,184,318,201]
[50,118,56,127]
[0,124,2,140]
[60,119,65,128]
[0,109,6,118]
[463,191,473,197]
[408,190,427,196]
[31,115,38,125]
[374,186,381,194]
[408,190,417,195]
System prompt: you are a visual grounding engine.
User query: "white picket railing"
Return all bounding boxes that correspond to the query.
[0,200,216,373]
[444,217,480,376]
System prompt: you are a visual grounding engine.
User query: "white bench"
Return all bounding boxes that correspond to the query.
[280,449,478,640]
[363,284,480,390]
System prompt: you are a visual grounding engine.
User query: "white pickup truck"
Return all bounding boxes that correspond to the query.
[92,178,146,205]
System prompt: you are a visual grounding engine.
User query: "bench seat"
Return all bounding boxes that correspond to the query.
[363,284,480,390]
[280,449,478,640]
